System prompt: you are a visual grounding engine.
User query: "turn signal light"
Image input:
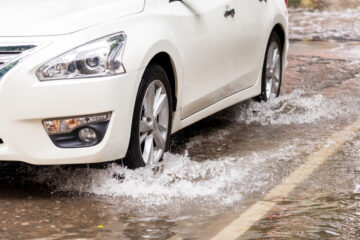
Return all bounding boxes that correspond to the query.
[43,112,111,135]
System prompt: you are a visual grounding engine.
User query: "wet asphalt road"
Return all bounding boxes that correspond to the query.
[1,1,360,239]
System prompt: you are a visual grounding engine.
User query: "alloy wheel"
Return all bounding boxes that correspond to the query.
[139,80,169,165]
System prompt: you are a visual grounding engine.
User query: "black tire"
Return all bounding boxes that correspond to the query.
[123,64,173,169]
[260,31,283,102]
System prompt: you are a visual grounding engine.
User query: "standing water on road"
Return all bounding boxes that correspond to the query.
[1,2,360,239]
[243,134,360,240]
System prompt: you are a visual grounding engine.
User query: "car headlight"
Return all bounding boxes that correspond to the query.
[36,32,126,81]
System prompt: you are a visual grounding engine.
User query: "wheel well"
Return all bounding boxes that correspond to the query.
[272,24,285,51]
[148,52,177,111]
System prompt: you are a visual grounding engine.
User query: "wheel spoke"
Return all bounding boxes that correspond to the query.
[149,141,154,164]
[273,55,280,70]
[273,74,280,84]
[267,45,275,68]
[154,149,163,163]
[144,84,155,118]
[157,122,167,132]
[142,134,154,165]
[153,128,165,150]
[154,87,162,109]
[154,94,167,118]
[272,48,280,69]
[140,133,147,144]
[266,77,273,99]
[271,77,278,94]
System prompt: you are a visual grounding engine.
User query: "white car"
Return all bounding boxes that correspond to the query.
[0,0,288,168]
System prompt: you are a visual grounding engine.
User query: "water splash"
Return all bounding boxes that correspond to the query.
[32,143,300,207]
[236,90,338,125]
[289,8,360,41]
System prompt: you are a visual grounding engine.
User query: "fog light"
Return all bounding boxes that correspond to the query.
[78,128,97,143]
[43,112,111,135]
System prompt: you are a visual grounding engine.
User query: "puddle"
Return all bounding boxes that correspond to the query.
[243,135,360,240]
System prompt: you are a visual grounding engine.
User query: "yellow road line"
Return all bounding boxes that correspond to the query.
[211,118,360,240]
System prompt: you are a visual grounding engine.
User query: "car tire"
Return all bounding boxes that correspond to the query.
[123,64,173,169]
[260,31,283,102]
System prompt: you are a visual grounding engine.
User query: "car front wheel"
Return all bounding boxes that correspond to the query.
[124,64,172,169]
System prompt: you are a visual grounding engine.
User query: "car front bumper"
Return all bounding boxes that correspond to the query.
[0,61,142,165]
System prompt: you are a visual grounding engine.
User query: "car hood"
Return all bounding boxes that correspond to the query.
[0,0,145,37]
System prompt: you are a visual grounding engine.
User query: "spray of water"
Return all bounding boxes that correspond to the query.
[32,142,302,207]
[236,90,354,125]
[289,8,360,41]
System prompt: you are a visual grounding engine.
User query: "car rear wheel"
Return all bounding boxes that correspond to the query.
[124,64,172,169]
[261,32,283,102]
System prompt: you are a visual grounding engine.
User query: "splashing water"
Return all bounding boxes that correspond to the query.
[289,8,360,41]
[32,143,301,207]
[236,90,344,125]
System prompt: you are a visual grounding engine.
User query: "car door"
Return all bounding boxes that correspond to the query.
[229,0,271,90]
[169,0,238,119]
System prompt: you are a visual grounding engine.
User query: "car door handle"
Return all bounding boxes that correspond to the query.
[224,8,235,18]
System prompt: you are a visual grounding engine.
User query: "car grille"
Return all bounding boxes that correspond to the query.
[0,45,36,69]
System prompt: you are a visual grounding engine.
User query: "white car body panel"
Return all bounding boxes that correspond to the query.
[0,0,145,36]
[0,0,288,165]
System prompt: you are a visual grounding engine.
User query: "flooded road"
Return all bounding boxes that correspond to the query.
[1,1,360,239]
[242,134,360,239]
